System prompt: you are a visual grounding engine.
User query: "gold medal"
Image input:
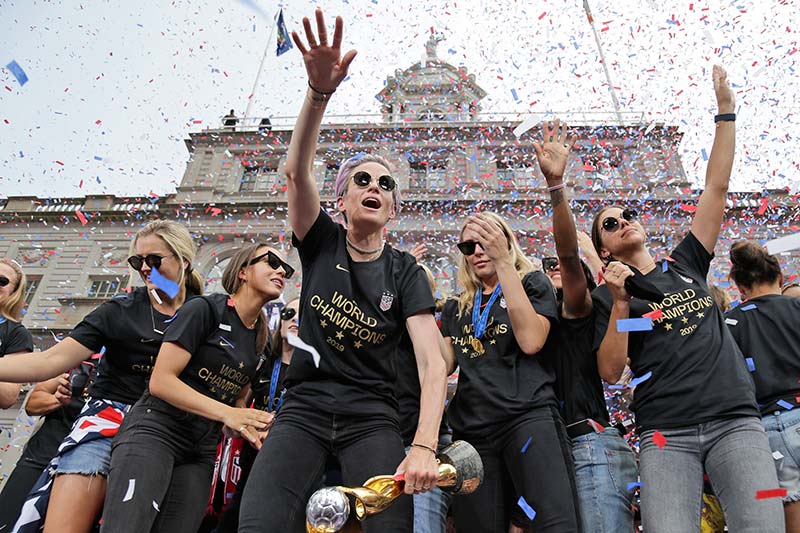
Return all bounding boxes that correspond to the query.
[471,338,484,354]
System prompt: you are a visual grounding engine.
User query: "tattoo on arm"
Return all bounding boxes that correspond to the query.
[550,189,565,207]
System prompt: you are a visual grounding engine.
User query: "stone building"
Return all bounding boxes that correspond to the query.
[1,36,798,483]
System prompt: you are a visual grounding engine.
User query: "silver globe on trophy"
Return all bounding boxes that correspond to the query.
[305,440,483,533]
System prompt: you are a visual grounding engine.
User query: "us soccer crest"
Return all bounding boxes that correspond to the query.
[379,290,394,311]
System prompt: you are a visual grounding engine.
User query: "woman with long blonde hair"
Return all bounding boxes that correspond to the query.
[440,211,579,532]
[1,220,202,533]
[0,258,34,408]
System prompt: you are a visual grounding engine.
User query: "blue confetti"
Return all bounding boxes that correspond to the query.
[740,303,757,311]
[701,148,708,161]
[777,400,794,410]
[511,88,520,102]
[94,156,103,161]
[745,358,755,372]
[5,60,29,86]
[149,266,179,298]
[616,318,653,332]
[521,436,532,453]
[661,261,669,273]
[629,371,653,388]
[627,481,642,491]
[517,496,536,521]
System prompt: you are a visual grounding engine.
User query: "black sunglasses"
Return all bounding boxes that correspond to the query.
[127,254,173,272]
[0,275,10,288]
[247,250,295,279]
[280,307,297,321]
[542,257,559,272]
[352,171,396,192]
[457,240,482,256]
[601,208,638,233]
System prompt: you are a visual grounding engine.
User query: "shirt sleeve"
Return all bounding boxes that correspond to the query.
[523,272,559,322]
[162,296,217,355]
[439,299,458,338]
[670,231,713,279]
[398,256,435,320]
[68,298,122,353]
[3,322,34,354]
[291,208,341,266]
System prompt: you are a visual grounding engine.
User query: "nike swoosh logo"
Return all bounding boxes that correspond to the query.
[335,264,349,273]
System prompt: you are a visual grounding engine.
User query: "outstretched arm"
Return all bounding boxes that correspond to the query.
[533,119,590,319]
[285,8,357,241]
[691,65,736,254]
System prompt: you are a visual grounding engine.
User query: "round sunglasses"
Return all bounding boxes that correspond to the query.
[127,253,173,272]
[601,208,638,233]
[280,307,297,321]
[541,257,559,272]
[352,171,396,192]
[246,250,295,279]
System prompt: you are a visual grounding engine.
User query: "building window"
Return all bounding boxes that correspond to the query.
[240,166,279,192]
[496,162,537,190]
[408,161,448,190]
[24,277,40,305]
[16,246,50,267]
[240,167,259,192]
[88,277,128,299]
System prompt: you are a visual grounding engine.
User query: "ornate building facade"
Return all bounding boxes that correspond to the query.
[1,37,798,481]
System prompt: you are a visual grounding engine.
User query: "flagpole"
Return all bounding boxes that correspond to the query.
[583,0,624,125]
[243,9,280,125]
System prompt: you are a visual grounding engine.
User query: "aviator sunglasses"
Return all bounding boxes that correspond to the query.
[127,253,173,272]
[280,307,297,321]
[352,171,396,193]
[601,208,639,233]
[247,250,295,279]
[0,275,11,288]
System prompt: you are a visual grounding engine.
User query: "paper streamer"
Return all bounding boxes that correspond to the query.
[149,267,179,298]
[628,371,653,388]
[5,60,29,86]
[123,479,135,502]
[616,318,653,332]
[521,436,532,453]
[512,115,538,138]
[287,333,321,367]
[517,496,536,520]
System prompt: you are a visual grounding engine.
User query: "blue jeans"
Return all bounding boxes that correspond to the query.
[639,416,784,532]
[404,445,452,533]
[571,430,637,533]
[762,408,800,503]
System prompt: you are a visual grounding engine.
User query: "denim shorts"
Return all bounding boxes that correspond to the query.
[55,434,113,476]
[762,408,800,503]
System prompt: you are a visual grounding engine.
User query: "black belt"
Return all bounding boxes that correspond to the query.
[566,418,624,439]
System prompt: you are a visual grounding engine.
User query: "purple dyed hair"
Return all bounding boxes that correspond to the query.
[334,153,402,215]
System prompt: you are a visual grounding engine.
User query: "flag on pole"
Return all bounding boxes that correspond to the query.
[583,0,594,23]
[276,9,293,56]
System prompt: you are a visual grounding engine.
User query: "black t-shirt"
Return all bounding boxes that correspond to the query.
[286,209,434,416]
[395,331,450,447]
[725,294,800,415]
[252,358,289,412]
[70,287,189,405]
[441,272,559,438]
[164,293,260,406]
[550,306,610,426]
[592,232,759,430]
[0,317,34,356]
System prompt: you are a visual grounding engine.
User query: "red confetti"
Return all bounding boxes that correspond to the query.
[95,119,102,125]
[643,309,663,320]
[55,160,65,166]
[75,208,88,226]
[755,489,787,500]
[652,431,667,449]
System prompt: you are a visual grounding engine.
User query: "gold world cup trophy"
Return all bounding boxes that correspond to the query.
[305,440,484,533]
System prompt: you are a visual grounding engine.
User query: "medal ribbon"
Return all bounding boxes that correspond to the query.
[471,284,502,340]
[268,359,285,412]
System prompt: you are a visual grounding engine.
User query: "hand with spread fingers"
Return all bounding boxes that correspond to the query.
[532,118,577,184]
[467,213,512,266]
[291,7,357,94]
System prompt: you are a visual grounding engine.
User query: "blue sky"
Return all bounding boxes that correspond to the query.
[1,0,797,198]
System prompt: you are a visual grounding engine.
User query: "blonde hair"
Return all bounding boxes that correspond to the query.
[222,243,273,354]
[271,297,300,361]
[455,212,534,316]
[0,258,27,321]
[418,263,445,313]
[129,220,204,296]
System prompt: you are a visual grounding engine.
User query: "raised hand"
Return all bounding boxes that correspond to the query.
[712,65,735,114]
[533,118,577,184]
[291,8,357,94]
[467,213,512,266]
